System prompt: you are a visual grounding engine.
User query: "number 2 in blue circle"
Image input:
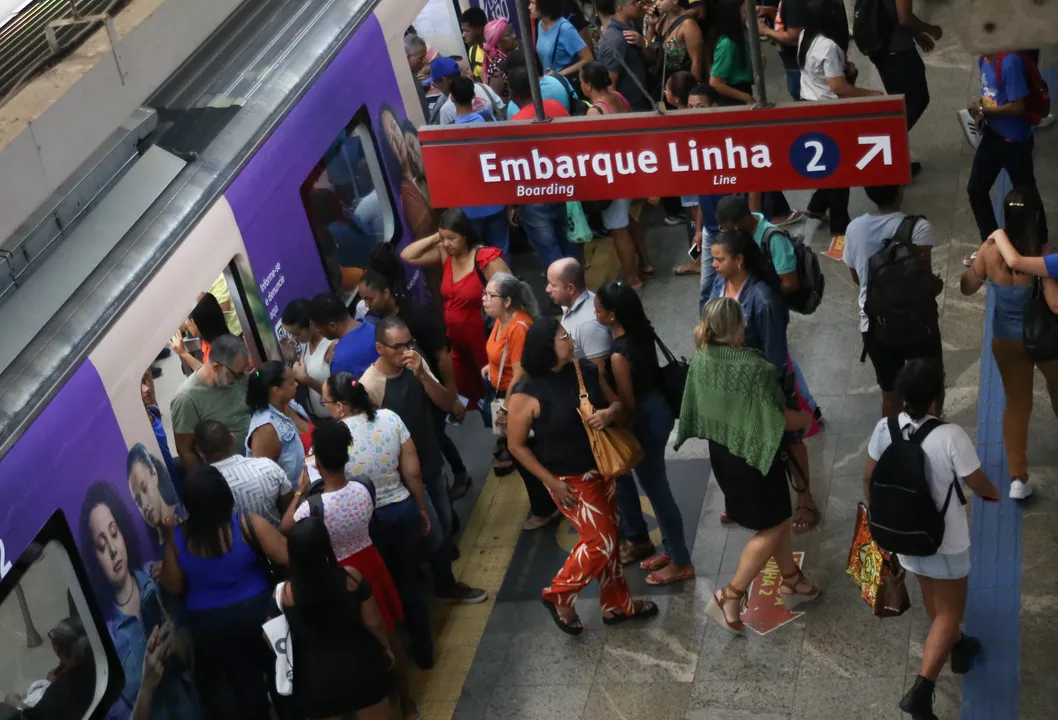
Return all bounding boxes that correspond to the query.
[790,133,840,179]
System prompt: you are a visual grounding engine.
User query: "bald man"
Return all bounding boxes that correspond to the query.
[545,258,613,370]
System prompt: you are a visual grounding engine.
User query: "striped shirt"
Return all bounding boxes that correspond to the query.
[212,455,293,527]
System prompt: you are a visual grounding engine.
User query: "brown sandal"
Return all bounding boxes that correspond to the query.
[706,585,746,633]
[619,540,655,566]
[780,568,821,609]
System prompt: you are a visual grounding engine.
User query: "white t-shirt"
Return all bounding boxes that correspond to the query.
[341,409,412,508]
[798,32,845,101]
[843,213,935,332]
[867,414,979,555]
[439,83,503,125]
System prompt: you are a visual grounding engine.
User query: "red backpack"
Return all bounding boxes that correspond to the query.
[990,52,1051,127]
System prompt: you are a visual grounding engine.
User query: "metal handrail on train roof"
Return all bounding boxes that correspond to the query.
[0,0,380,457]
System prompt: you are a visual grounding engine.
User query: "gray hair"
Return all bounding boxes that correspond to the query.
[210,333,249,368]
[404,34,426,55]
[491,272,539,318]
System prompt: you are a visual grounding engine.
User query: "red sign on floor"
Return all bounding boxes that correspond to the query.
[742,551,805,635]
[419,97,910,207]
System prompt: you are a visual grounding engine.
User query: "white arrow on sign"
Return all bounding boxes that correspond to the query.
[855,135,893,170]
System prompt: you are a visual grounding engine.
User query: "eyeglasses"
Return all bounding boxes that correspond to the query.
[381,341,415,352]
[558,332,571,341]
[482,291,501,300]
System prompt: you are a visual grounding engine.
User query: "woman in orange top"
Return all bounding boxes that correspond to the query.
[483,273,556,529]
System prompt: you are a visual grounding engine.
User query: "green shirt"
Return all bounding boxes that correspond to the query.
[710,37,754,86]
[170,371,251,450]
[752,214,797,275]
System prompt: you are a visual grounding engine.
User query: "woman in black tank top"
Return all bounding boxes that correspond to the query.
[281,518,393,720]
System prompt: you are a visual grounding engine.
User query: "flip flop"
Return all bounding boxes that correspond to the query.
[646,565,696,586]
[792,504,819,534]
[602,599,659,625]
[541,598,583,635]
[639,553,671,571]
[638,265,657,279]
[672,261,701,276]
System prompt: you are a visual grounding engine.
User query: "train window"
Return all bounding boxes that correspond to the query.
[0,513,123,720]
[300,113,397,296]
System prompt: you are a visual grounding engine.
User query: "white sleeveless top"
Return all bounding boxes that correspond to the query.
[302,338,334,417]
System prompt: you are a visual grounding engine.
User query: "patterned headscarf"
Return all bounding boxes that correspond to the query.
[484,18,509,59]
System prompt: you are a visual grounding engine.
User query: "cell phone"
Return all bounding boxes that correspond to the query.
[688,244,702,261]
[141,591,165,638]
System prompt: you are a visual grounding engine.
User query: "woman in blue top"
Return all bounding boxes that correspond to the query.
[709,229,789,375]
[79,482,201,720]
[534,0,592,79]
[246,360,312,486]
[160,466,289,720]
[960,189,1058,501]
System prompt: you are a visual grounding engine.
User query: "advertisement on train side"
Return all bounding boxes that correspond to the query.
[418,96,911,207]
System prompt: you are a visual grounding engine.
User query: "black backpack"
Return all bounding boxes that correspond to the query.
[868,417,966,556]
[552,72,588,117]
[852,0,894,59]
[761,227,825,315]
[863,215,941,346]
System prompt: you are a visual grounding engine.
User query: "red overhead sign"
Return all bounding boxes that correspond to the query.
[419,97,911,207]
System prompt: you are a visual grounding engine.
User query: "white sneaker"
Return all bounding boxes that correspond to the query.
[1009,479,1033,500]
[958,109,982,150]
[1037,113,1055,129]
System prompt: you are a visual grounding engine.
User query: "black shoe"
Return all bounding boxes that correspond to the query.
[898,675,938,720]
[950,634,982,675]
[910,161,923,178]
[813,406,825,428]
[155,347,172,361]
[150,366,163,379]
[435,583,488,605]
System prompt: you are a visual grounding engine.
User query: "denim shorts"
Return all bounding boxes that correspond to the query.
[601,198,632,230]
[898,549,971,580]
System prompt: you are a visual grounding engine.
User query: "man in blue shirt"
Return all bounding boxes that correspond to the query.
[309,292,378,378]
[966,51,1046,263]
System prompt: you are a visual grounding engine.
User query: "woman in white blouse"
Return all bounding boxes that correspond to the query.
[281,299,334,421]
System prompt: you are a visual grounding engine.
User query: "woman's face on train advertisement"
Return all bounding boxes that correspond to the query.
[89,503,130,589]
[380,112,409,174]
[403,131,425,178]
[128,456,175,527]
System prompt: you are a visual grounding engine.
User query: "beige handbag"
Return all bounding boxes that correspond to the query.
[571,360,644,477]
[489,322,529,436]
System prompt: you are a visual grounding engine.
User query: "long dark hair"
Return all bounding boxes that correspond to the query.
[709,1,749,71]
[79,482,145,616]
[1003,188,1046,258]
[287,517,354,624]
[190,293,229,344]
[713,228,782,293]
[325,372,376,421]
[798,0,842,68]
[520,315,564,377]
[181,466,235,558]
[596,281,655,344]
[246,360,287,413]
[438,208,481,251]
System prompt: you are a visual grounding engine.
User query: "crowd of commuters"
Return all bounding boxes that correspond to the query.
[104,3,1054,720]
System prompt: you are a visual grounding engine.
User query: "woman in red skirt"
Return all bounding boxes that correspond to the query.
[281,419,418,720]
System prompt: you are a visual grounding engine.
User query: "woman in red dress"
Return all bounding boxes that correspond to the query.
[401,208,511,410]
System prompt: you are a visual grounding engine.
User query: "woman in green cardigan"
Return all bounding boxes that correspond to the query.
[676,298,821,633]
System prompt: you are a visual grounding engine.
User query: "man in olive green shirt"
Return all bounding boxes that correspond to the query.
[170,334,251,472]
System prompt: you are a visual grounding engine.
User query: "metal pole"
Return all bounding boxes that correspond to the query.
[15,584,42,648]
[744,0,772,108]
[516,0,547,122]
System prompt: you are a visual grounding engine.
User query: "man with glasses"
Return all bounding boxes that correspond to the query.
[359,316,487,605]
[169,333,251,472]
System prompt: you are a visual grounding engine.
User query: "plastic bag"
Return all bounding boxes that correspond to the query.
[566,201,593,244]
[846,502,910,617]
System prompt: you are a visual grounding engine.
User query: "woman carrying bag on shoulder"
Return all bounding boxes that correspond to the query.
[279,517,394,720]
[506,316,658,635]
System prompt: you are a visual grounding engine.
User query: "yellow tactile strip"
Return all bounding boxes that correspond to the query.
[411,471,529,720]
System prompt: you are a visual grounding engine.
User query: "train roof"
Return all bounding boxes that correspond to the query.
[0,0,379,457]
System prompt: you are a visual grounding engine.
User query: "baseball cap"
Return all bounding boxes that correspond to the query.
[423,56,460,86]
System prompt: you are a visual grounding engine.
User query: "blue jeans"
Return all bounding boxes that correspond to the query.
[374,497,433,665]
[519,202,582,268]
[422,469,458,589]
[790,357,818,412]
[784,68,802,101]
[616,392,691,566]
[469,210,511,261]
[699,230,716,310]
